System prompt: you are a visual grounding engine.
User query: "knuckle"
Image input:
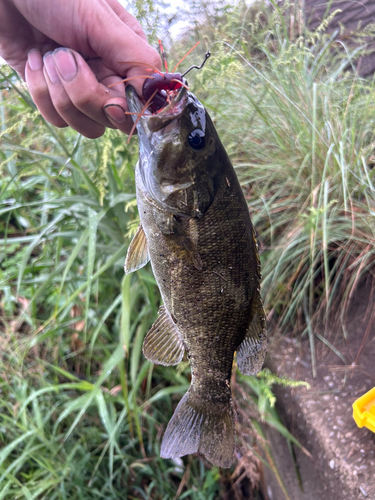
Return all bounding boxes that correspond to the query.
[30,85,47,105]
[54,122,69,129]
[40,109,67,128]
[149,51,163,71]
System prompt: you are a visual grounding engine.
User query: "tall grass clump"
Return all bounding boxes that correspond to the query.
[184,0,375,374]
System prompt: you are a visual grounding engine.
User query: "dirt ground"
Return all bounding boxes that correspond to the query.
[263,278,375,499]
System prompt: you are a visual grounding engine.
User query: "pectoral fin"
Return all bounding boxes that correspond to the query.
[124,224,150,274]
[170,217,203,271]
[236,289,267,376]
[176,233,203,270]
[143,306,185,366]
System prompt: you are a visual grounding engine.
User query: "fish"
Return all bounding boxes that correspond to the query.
[124,83,267,468]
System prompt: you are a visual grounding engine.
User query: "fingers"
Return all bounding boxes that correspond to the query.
[43,49,106,138]
[26,47,134,138]
[26,49,68,128]
[12,0,162,99]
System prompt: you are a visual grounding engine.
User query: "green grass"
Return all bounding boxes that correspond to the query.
[0,71,219,498]
[1,0,374,497]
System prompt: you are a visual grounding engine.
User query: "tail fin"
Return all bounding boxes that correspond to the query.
[160,385,235,468]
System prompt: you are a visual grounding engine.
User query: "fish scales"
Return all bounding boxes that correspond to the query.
[138,169,256,374]
[125,84,267,468]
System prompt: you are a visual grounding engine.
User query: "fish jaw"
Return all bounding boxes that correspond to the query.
[125,85,152,158]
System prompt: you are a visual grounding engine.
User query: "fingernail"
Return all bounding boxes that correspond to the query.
[53,48,77,82]
[28,49,42,71]
[104,104,126,123]
[43,52,60,84]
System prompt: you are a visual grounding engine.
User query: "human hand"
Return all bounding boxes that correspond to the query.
[0,0,162,138]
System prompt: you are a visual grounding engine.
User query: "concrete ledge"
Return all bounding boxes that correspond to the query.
[263,281,375,500]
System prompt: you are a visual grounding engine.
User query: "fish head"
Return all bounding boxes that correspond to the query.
[126,85,226,217]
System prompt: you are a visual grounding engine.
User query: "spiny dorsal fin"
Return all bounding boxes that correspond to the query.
[236,289,267,376]
[143,306,185,366]
[124,224,150,274]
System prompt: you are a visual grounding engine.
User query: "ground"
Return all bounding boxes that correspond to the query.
[263,278,375,499]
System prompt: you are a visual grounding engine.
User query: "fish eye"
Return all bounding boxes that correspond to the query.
[188,129,205,150]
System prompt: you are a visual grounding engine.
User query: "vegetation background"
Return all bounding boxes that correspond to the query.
[1,0,374,498]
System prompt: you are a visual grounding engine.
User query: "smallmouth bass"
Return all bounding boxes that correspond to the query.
[125,83,267,468]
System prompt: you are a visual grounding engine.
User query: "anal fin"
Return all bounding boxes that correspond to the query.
[143,306,185,366]
[124,224,150,274]
[236,289,267,376]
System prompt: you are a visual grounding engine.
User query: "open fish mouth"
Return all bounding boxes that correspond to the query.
[126,85,188,137]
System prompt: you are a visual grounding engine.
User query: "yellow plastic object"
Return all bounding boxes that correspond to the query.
[353,387,375,433]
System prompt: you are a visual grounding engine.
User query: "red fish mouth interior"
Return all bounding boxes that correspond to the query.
[137,85,187,121]
[141,74,188,114]
[152,87,187,114]
[149,88,179,114]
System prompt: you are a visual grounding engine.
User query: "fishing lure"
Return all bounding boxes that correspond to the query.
[142,41,211,113]
[110,40,210,115]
